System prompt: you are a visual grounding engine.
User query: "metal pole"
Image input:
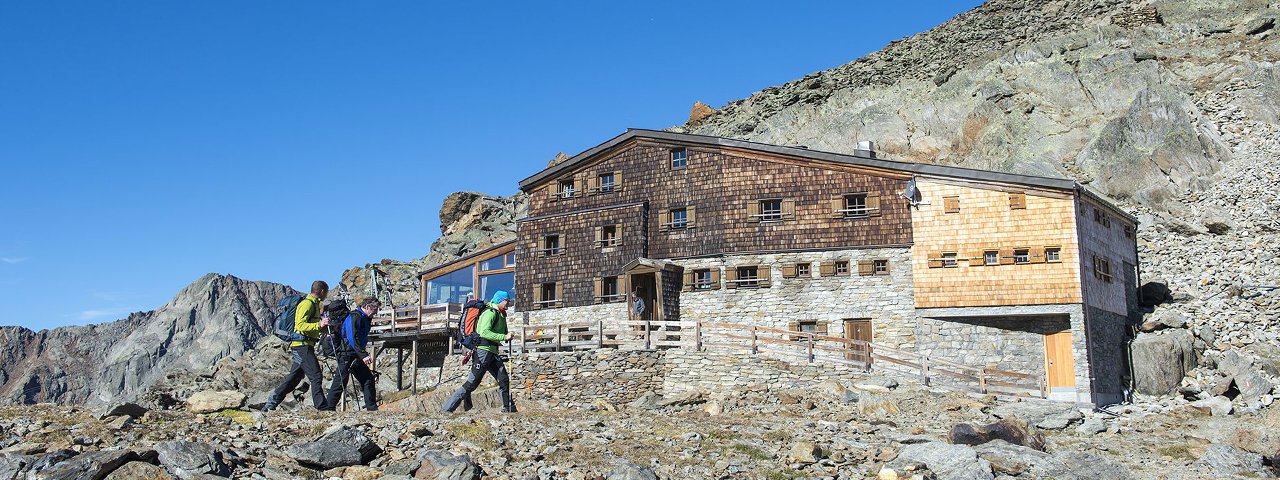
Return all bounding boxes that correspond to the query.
[411,339,418,395]
[396,347,403,391]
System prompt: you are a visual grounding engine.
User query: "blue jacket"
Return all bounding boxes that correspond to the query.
[340,308,371,357]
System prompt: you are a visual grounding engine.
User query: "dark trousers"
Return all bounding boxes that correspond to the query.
[266,345,327,410]
[441,349,515,413]
[324,352,377,411]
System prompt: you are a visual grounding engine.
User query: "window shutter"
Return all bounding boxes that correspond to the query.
[554,283,564,306]
[536,238,546,257]
[682,272,694,292]
[817,321,829,336]
[726,268,738,289]
[1009,192,1026,210]
[708,269,721,290]
[857,260,875,276]
[658,209,670,232]
[687,206,697,228]
[999,248,1015,265]
[819,262,835,276]
[927,252,944,268]
[757,266,772,288]
[576,173,587,196]
[867,193,881,216]
[617,275,627,297]
[830,197,845,218]
[944,196,960,213]
[782,199,797,219]
[547,185,559,201]
[535,285,544,305]
[593,278,603,304]
[1029,246,1046,264]
[594,226,603,247]
[788,321,799,332]
[967,251,984,267]
[616,224,624,246]
[781,264,797,278]
[586,174,598,195]
[747,201,761,223]
[614,170,624,192]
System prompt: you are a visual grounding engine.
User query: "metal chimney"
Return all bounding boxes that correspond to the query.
[855,140,876,158]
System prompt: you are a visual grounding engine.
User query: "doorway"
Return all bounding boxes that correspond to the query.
[844,318,873,365]
[1044,330,1076,395]
[629,272,657,322]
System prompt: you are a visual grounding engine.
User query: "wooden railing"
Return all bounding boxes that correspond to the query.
[513,319,1045,398]
[369,303,459,338]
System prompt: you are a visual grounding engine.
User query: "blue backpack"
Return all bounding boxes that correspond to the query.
[273,294,307,342]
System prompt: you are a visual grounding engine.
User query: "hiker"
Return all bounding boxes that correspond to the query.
[323,297,380,411]
[441,290,516,413]
[631,287,645,319]
[264,280,330,411]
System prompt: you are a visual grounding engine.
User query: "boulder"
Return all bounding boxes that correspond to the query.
[887,442,994,480]
[1139,309,1187,332]
[339,465,384,480]
[316,425,382,464]
[1197,444,1267,477]
[155,441,231,479]
[0,452,33,480]
[103,461,173,480]
[1130,330,1196,395]
[1041,451,1132,479]
[858,393,900,417]
[856,376,900,391]
[287,442,363,470]
[1247,342,1280,377]
[1218,349,1255,378]
[948,418,1046,451]
[989,401,1077,426]
[415,450,479,480]
[1035,409,1084,430]
[23,450,76,475]
[96,403,148,420]
[657,391,705,407]
[1233,371,1274,399]
[627,393,664,411]
[606,460,657,480]
[1190,396,1234,416]
[31,449,137,480]
[974,440,1053,476]
[787,442,824,464]
[185,390,246,414]
[1076,417,1107,435]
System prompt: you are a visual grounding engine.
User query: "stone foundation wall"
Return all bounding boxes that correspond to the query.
[510,349,668,406]
[520,303,627,327]
[661,350,869,395]
[914,315,1068,377]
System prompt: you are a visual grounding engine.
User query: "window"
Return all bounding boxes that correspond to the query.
[1009,192,1027,210]
[942,253,958,267]
[598,173,615,193]
[1045,247,1061,263]
[736,266,759,288]
[843,194,868,217]
[984,250,999,266]
[1094,256,1113,283]
[789,320,828,340]
[426,265,475,304]
[537,282,560,307]
[834,261,850,275]
[1014,249,1030,264]
[1102,216,1111,228]
[1124,226,1135,240]
[671,208,688,229]
[601,225,619,247]
[542,235,562,256]
[602,277,620,301]
[944,196,960,214]
[760,199,783,221]
[479,272,514,302]
[559,179,576,198]
[671,148,687,169]
[694,269,713,289]
[505,253,516,266]
[873,260,889,275]
[480,257,506,272]
[796,263,811,277]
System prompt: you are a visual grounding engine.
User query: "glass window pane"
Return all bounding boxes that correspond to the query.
[480,272,515,303]
[480,257,505,271]
[427,265,475,304]
[505,253,516,266]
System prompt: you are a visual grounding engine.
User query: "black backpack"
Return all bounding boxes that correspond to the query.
[273,294,307,342]
[318,300,351,357]
[455,299,492,350]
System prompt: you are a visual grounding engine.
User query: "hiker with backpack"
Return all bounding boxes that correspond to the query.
[264,280,331,411]
[441,290,517,413]
[323,297,381,411]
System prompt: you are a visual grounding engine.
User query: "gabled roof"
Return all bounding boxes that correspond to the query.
[517,128,1136,223]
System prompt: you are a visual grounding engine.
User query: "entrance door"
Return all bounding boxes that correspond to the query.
[629,273,657,322]
[843,319,873,364]
[1044,330,1076,391]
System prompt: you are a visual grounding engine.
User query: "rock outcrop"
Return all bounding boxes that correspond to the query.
[0,274,294,406]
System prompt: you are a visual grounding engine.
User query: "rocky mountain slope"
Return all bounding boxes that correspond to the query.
[0,274,294,407]
[339,191,527,307]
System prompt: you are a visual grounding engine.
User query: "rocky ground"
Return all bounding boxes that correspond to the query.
[2,375,1277,480]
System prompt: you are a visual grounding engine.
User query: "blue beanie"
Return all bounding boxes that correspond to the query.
[491,290,510,304]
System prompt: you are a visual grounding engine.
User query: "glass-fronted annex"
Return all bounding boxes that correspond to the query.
[421,242,516,305]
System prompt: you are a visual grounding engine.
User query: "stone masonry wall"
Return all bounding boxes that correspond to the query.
[914,314,1069,379]
[510,349,667,407]
[1085,305,1129,405]
[661,350,870,395]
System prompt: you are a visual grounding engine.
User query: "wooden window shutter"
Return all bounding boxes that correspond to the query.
[617,275,627,297]
[857,260,875,276]
[819,262,835,276]
[585,174,598,195]
[593,278,603,304]
[944,196,960,213]
[534,285,544,305]
[782,199,797,219]
[967,251,984,267]
[867,193,881,216]
[999,247,1015,265]
[616,224,624,246]
[594,226,603,247]
[788,321,799,332]
[554,283,564,305]
[614,170,624,192]
[927,252,944,269]
[687,206,697,228]
[536,238,546,257]
[547,185,559,201]
[781,264,797,278]
[709,269,721,290]
[817,321,829,336]
[830,197,845,218]
[747,201,761,223]
[757,266,772,288]
[682,272,694,292]
[1009,192,1026,210]
[725,268,738,289]
[1029,246,1046,264]
[658,209,670,232]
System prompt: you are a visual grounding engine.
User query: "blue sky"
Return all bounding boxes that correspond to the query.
[0,1,981,330]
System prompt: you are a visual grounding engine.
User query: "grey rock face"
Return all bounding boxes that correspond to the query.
[888,442,994,480]
[0,452,32,480]
[30,449,136,480]
[0,274,296,407]
[1130,330,1196,395]
[416,450,480,480]
[285,442,362,470]
[1197,444,1267,477]
[154,441,231,479]
[1041,451,1132,480]
[102,461,171,480]
[315,425,382,464]
[606,460,657,480]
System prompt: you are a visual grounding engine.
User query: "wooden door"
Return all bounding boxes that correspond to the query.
[843,319,872,364]
[1044,330,1076,388]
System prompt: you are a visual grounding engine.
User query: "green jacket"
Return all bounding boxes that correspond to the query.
[291,294,324,347]
[475,303,508,353]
